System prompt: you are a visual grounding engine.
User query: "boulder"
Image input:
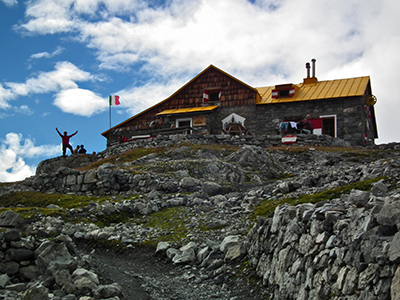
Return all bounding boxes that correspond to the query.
[23,283,49,300]
[93,283,123,299]
[376,200,400,226]
[0,211,24,228]
[389,232,400,262]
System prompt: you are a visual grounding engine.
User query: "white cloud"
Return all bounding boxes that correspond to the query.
[14,105,33,115]
[54,88,108,117]
[1,61,107,115]
[1,0,17,8]
[30,46,64,60]
[0,133,60,183]
[0,84,15,109]
[5,61,94,95]
[17,0,147,34]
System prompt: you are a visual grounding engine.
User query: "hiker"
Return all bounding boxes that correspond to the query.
[56,128,78,157]
[78,145,87,154]
[297,114,314,134]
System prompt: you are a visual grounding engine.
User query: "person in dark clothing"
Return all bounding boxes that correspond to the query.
[78,145,87,154]
[56,128,78,157]
[297,114,314,134]
[303,114,314,134]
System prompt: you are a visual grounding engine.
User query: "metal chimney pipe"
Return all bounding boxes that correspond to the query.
[305,62,311,78]
[311,58,316,78]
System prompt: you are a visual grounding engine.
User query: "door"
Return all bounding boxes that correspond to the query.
[322,117,335,137]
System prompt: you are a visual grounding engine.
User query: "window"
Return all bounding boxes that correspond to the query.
[176,118,192,128]
[203,88,221,103]
[272,84,295,99]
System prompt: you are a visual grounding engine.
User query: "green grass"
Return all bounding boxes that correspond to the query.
[142,206,189,245]
[0,191,111,218]
[0,191,109,209]
[251,176,386,220]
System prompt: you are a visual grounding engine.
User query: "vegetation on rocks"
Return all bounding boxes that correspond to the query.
[252,175,388,219]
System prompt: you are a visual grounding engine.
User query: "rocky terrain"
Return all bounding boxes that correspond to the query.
[0,133,400,299]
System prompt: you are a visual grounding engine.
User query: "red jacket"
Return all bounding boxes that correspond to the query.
[56,129,77,145]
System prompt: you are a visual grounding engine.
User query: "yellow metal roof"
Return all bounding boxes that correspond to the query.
[256,76,370,104]
[156,105,219,116]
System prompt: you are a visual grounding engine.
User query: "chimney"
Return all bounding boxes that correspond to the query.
[303,58,318,84]
[311,58,316,78]
[305,62,311,78]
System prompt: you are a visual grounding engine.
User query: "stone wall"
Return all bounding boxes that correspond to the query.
[110,131,351,152]
[214,96,372,146]
[246,181,400,300]
[0,211,123,299]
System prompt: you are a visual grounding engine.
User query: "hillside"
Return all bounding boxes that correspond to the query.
[0,134,400,299]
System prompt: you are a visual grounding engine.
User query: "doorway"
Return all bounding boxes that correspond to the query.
[320,115,336,137]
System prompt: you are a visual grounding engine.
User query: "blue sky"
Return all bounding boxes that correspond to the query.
[0,0,399,182]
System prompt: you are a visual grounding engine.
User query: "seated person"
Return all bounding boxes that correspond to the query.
[297,114,313,134]
[78,145,87,154]
[73,146,79,154]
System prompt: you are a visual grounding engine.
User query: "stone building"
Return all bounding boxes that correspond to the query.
[102,60,378,146]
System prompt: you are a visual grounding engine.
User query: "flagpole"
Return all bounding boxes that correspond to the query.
[108,96,111,143]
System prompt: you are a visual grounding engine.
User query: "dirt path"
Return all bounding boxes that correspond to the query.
[78,243,262,300]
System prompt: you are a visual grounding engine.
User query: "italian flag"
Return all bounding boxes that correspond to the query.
[109,95,120,106]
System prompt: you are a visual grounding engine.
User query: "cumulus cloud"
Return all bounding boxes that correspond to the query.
[0,61,107,115]
[5,61,95,95]
[54,88,108,117]
[0,84,15,109]
[0,133,60,183]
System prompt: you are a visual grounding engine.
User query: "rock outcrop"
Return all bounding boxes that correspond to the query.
[0,211,122,299]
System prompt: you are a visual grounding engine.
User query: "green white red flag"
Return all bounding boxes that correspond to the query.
[109,95,120,106]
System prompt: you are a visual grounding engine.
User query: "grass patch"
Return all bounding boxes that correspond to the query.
[140,206,190,245]
[252,176,386,220]
[0,191,108,209]
[0,207,63,219]
[0,191,112,219]
[92,211,134,227]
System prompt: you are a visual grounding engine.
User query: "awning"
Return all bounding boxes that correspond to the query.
[156,106,219,116]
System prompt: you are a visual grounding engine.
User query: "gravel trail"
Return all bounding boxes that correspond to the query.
[79,244,263,300]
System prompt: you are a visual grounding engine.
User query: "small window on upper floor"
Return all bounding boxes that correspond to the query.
[272,84,295,99]
[203,88,221,103]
